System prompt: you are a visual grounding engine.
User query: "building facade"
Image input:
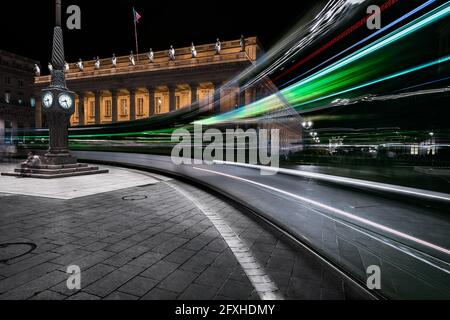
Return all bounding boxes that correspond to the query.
[0,50,38,154]
[33,37,263,128]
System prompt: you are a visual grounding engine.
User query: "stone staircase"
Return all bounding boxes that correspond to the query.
[1,163,109,179]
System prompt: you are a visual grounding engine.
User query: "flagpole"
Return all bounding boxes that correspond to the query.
[133,7,139,62]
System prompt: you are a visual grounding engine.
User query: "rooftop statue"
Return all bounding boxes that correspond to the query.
[169,45,176,61]
[112,53,117,67]
[191,42,197,58]
[240,35,246,52]
[94,56,101,70]
[34,64,41,76]
[129,51,136,66]
[148,48,154,63]
[215,38,221,54]
[76,58,84,71]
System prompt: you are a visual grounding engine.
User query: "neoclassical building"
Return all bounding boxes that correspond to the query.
[33,37,263,128]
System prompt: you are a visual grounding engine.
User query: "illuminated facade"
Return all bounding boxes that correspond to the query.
[33,37,262,128]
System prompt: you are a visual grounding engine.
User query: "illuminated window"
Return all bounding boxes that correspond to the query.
[18,93,24,105]
[105,100,112,117]
[137,98,144,116]
[30,97,36,107]
[120,99,128,116]
[4,91,11,104]
[89,101,95,117]
[175,96,180,109]
[411,145,419,155]
[155,97,162,114]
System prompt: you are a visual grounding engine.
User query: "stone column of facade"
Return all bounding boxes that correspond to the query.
[111,90,118,123]
[212,81,222,114]
[77,92,85,126]
[190,83,198,105]
[168,85,176,112]
[245,89,254,105]
[147,86,155,116]
[239,88,246,108]
[94,91,101,124]
[129,88,136,121]
[35,97,43,128]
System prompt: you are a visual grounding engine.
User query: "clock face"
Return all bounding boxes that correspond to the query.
[42,92,53,108]
[58,93,73,109]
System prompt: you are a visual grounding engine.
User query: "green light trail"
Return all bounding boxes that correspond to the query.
[196,2,450,126]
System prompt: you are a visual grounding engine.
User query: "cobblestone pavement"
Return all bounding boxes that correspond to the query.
[0,173,367,300]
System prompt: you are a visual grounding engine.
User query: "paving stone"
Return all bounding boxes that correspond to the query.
[128,251,165,268]
[140,260,179,281]
[104,291,139,300]
[30,290,67,300]
[194,266,233,289]
[119,276,158,297]
[217,279,254,300]
[178,283,219,300]
[0,252,61,277]
[67,292,101,300]
[157,270,199,293]
[83,270,137,297]
[0,262,60,294]
[0,270,67,300]
[180,250,220,273]
[164,248,197,264]
[141,287,178,300]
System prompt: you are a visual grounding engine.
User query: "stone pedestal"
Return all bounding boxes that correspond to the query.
[2,163,108,179]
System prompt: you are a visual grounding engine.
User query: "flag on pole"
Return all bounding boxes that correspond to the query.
[132,7,142,62]
[133,7,142,24]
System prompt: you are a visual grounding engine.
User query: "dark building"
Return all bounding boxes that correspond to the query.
[0,50,38,154]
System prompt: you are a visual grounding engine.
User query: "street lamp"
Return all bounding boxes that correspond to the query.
[302,120,313,130]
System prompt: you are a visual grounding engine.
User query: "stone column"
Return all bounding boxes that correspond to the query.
[239,88,246,108]
[147,86,155,116]
[35,97,42,128]
[111,90,118,123]
[190,83,198,105]
[168,85,176,112]
[245,89,253,105]
[77,92,85,126]
[129,88,136,121]
[212,81,222,114]
[94,91,101,125]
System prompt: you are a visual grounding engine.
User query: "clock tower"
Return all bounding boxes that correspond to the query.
[41,0,77,165]
[1,0,109,178]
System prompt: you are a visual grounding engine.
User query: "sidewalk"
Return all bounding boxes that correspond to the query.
[0,167,368,300]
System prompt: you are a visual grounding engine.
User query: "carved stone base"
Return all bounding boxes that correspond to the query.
[2,163,109,179]
[43,152,78,165]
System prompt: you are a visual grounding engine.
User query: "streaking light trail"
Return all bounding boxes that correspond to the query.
[196,2,450,126]
[278,0,437,89]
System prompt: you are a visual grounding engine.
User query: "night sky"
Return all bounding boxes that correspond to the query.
[1,0,317,65]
